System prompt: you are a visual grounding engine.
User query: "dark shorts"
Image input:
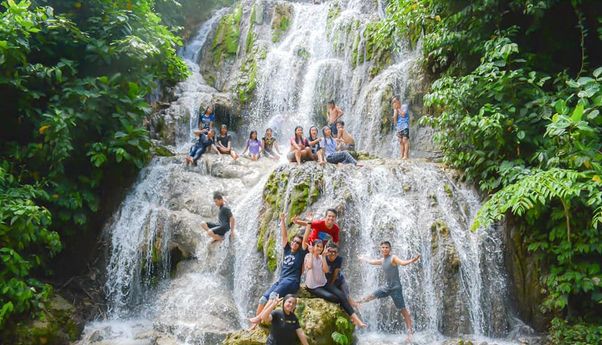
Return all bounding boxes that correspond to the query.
[207,222,229,237]
[261,278,300,303]
[330,122,338,136]
[373,286,405,309]
[397,128,409,139]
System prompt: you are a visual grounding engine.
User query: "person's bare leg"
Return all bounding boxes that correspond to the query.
[403,137,410,160]
[206,230,224,242]
[200,222,210,231]
[231,150,238,160]
[401,308,413,341]
[399,138,404,159]
[295,150,302,164]
[248,303,266,329]
[350,313,367,328]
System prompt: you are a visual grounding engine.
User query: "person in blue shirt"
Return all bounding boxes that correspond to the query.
[392,97,410,159]
[320,126,360,166]
[249,212,310,329]
[185,129,219,166]
[198,105,216,132]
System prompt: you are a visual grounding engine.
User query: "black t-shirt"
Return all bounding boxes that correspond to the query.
[266,310,300,345]
[326,256,343,282]
[218,205,233,229]
[280,243,307,282]
[217,134,231,147]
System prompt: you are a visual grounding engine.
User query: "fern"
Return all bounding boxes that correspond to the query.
[472,168,585,230]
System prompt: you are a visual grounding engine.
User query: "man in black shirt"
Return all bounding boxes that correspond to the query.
[201,192,235,242]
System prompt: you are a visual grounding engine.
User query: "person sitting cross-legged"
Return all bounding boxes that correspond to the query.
[320,126,361,166]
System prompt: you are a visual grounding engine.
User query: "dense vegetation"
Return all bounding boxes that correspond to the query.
[372,0,602,342]
[0,0,190,331]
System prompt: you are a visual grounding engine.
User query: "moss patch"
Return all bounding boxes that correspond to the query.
[271,3,292,43]
[212,3,243,66]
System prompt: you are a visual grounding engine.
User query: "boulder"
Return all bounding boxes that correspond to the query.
[223,297,353,345]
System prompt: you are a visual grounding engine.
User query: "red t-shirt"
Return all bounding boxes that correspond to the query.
[307,220,340,244]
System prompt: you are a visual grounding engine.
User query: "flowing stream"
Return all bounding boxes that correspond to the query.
[76,1,531,344]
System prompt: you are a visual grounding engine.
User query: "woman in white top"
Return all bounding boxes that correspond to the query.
[304,239,367,328]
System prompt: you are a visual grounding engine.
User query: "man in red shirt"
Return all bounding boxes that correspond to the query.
[293,208,340,245]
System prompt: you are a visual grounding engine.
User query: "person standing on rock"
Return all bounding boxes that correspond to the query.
[200,191,235,242]
[293,208,340,245]
[327,100,344,136]
[249,213,310,328]
[255,294,310,345]
[357,241,421,342]
[392,97,410,160]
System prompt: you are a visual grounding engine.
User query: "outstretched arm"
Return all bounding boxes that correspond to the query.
[259,297,281,323]
[280,213,288,248]
[392,254,421,266]
[301,213,313,250]
[358,255,384,266]
[296,329,310,345]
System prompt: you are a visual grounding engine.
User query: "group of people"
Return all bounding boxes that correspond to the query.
[197,200,420,344]
[185,99,412,166]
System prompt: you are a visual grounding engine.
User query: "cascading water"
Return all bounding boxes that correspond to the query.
[77,1,530,344]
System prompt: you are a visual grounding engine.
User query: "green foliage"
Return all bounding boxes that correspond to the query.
[0,166,61,327]
[271,3,292,43]
[0,0,188,328]
[379,0,602,330]
[550,318,602,345]
[331,316,354,345]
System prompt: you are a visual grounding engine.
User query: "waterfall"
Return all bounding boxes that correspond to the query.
[77,1,526,345]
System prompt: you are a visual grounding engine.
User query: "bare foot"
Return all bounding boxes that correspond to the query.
[355,321,368,329]
[248,318,259,330]
[405,332,413,343]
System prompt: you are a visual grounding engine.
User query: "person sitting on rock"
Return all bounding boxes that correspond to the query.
[304,239,367,328]
[335,121,355,151]
[262,128,281,160]
[254,294,310,345]
[357,241,421,342]
[325,243,357,308]
[287,125,312,164]
[242,130,262,161]
[320,126,361,166]
[293,208,340,245]
[327,100,344,136]
[249,213,310,329]
[216,124,239,160]
[198,105,215,133]
[186,129,219,166]
[308,126,325,164]
[200,191,235,242]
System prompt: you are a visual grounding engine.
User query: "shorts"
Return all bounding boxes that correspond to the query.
[330,122,338,136]
[373,286,405,309]
[396,128,409,139]
[263,148,276,157]
[207,222,230,237]
[260,278,300,304]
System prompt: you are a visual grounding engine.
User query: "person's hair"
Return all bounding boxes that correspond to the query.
[266,128,272,134]
[328,100,335,105]
[293,234,303,242]
[294,125,304,144]
[249,130,258,140]
[204,105,213,114]
[308,126,319,140]
[312,239,324,250]
[336,121,345,127]
[326,208,337,217]
[327,242,338,251]
[220,124,227,134]
[282,294,297,310]
[213,191,224,200]
[380,241,392,248]
[208,129,215,135]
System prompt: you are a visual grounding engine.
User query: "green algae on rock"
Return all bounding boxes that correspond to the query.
[271,2,292,43]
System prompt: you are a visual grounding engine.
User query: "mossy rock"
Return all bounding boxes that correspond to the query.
[212,4,243,66]
[271,3,292,43]
[4,295,82,345]
[152,142,175,157]
[223,298,353,345]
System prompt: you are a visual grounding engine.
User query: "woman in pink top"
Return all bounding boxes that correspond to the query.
[304,239,367,328]
[287,126,312,164]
